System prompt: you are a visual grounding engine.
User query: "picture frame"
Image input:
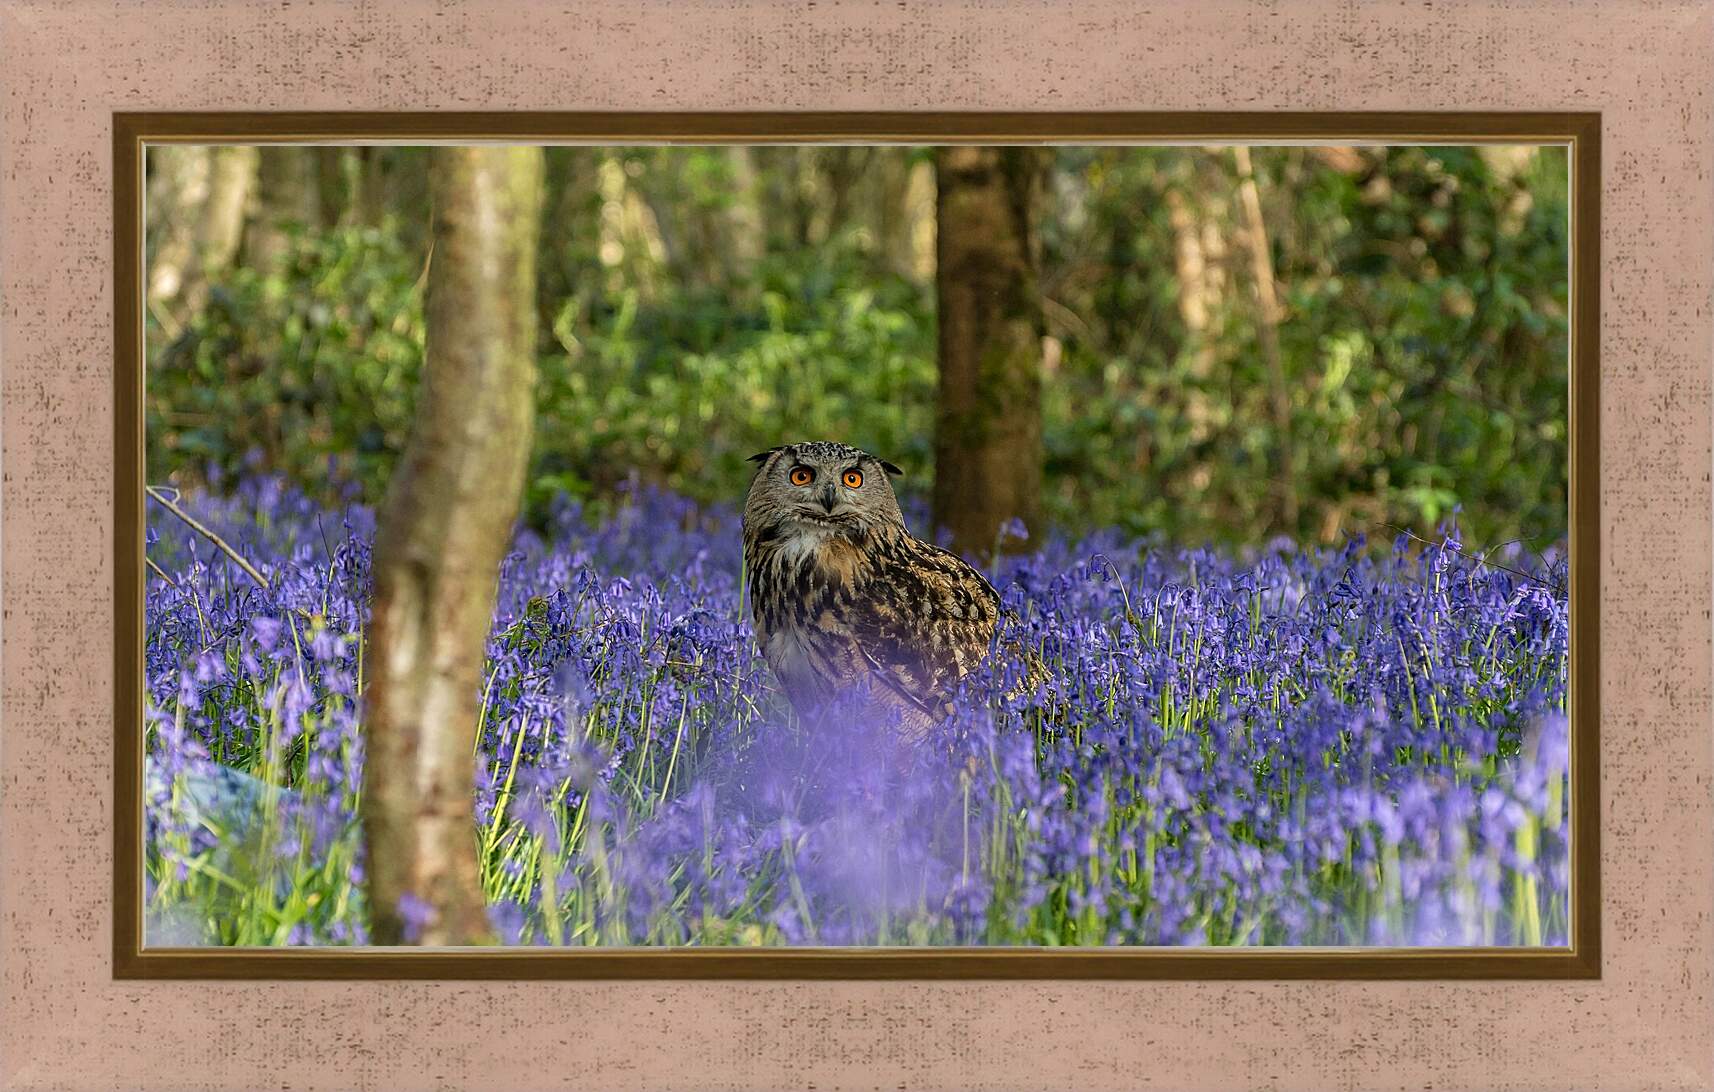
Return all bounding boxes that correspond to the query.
[5,4,1708,1088]
[113,110,1601,981]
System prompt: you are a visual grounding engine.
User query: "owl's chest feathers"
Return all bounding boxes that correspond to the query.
[745,525,882,698]
[748,527,872,632]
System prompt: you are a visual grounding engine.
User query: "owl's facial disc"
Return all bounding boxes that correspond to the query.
[746,442,906,544]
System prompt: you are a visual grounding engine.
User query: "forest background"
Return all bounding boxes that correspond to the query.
[142,143,1569,553]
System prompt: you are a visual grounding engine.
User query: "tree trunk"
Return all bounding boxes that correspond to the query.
[249,147,320,272]
[363,145,544,946]
[357,146,389,226]
[200,146,257,268]
[315,147,355,228]
[535,147,603,350]
[905,158,938,285]
[871,149,921,281]
[595,152,670,302]
[931,146,1046,554]
[815,147,869,244]
[1231,145,1299,532]
[781,147,814,248]
[633,171,685,282]
[145,145,211,310]
[723,146,765,279]
[175,145,255,312]
[1159,182,1220,475]
[1165,186,1215,372]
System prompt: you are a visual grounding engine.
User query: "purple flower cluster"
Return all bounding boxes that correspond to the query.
[144,478,1569,947]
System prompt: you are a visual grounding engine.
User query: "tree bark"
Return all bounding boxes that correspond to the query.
[931,146,1046,554]
[363,145,544,946]
[595,153,671,302]
[633,171,684,282]
[779,147,814,249]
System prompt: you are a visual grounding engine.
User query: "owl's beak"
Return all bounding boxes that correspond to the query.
[818,486,838,514]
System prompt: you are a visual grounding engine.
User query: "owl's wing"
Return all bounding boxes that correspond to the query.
[845,539,1001,717]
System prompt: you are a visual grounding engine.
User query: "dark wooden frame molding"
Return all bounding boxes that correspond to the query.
[113,111,1600,980]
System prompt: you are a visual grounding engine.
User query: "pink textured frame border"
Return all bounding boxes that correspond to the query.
[4,2,1709,1087]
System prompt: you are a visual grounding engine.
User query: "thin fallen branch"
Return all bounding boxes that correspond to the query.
[145,485,271,590]
[1376,523,1564,594]
[144,555,175,585]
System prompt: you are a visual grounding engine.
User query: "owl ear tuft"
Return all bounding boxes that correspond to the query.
[879,459,905,477]
[747,447,784,465]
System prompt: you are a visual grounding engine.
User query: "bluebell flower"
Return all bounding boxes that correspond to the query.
[142,478,1569,948]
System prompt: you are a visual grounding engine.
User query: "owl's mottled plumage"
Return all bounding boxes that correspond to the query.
[742,441,1000,738]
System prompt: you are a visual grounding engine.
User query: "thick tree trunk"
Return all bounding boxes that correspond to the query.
[363,145,544,946]
[931,146,1046,554]
[249,147,321,272]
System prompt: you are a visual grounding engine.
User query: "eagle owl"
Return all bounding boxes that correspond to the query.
[742,441,1000,739]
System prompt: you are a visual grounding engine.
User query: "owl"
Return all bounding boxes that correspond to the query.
[741,441,1000,740]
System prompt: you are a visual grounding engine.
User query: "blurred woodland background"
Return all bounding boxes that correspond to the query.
[143,143,1569,551]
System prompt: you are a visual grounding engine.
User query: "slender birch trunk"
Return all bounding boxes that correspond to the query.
[1232,145,1299,531]
[363,145,544,946]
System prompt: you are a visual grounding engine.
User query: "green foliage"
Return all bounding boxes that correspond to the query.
[146,145,1570,548]
[1286,145,1570,547]
[528,240,937,520]
[147,220,426,500]
[1037,146,1569,547]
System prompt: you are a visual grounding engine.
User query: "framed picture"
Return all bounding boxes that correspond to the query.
[7,3,1709,1088]
[115,112,1598,978]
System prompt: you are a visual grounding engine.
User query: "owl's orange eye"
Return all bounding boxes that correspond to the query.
[842,469,864,489]
[789,466,815,487]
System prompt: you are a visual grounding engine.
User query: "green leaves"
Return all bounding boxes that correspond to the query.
[147,145,1569,552]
